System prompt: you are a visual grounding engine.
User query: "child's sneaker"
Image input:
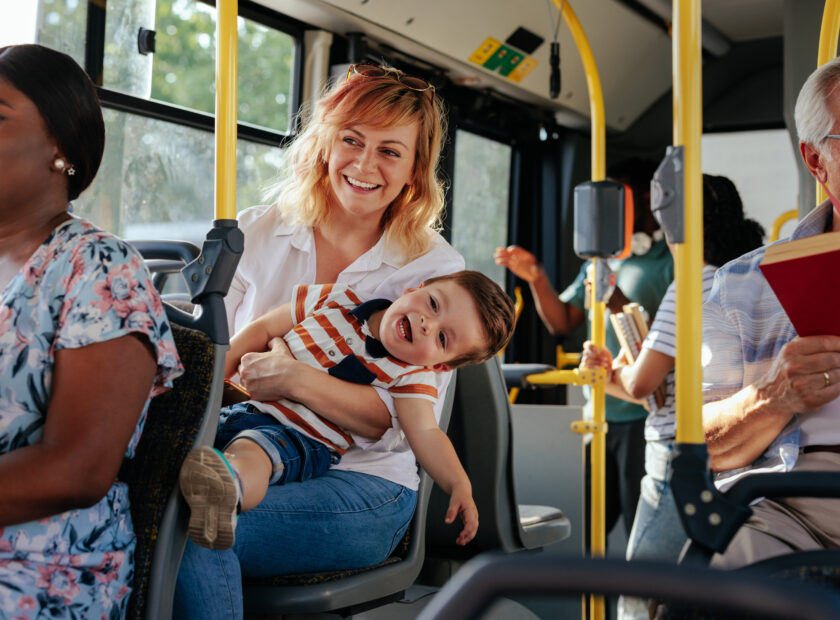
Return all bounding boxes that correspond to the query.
[179,446,242,550]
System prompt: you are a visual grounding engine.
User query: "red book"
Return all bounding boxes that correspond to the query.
[759,231,840,337]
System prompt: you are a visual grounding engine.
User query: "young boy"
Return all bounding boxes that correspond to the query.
[180,270,515,550]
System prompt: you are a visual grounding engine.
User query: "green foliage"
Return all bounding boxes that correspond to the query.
[151,0,294,132]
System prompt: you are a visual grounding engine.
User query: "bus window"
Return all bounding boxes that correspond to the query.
[701,128,799,240]
[146,0,296,133]
[11,0,300,244]
[71,110,284,245]
[451,129,512,287]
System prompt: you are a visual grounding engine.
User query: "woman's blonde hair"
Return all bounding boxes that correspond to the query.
[272,67,448,260]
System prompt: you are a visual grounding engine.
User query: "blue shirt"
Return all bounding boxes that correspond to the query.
[702,200,835,489]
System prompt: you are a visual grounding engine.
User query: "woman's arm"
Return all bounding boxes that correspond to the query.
[529,268,586,335]
[226,303,293,378]
[494,246,585,335]
[614,347,673,400]
[238,337,391,438]
[0,334,157,526]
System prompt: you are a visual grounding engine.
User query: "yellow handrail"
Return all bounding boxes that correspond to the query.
[816,1,840,206]
[551,2,606,617]
[499,287,524,360]
[216,0,238,221]
[673,0,704,446]
[769,209,799,242]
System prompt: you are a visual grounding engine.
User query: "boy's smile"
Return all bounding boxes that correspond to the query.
[368,280,485,371]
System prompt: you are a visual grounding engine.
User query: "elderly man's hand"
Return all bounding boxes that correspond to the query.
[755,335,840,415]
[238,337,302,402]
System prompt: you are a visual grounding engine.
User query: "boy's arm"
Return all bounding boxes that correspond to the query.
[225,302,294,378]
[395,398,478,546]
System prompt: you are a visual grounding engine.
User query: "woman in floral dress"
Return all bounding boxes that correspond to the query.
[0,44,182,619]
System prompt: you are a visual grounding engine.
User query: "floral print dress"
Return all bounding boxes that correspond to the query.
[0,217,183,619]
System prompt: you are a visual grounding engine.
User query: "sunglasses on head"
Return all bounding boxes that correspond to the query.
[346,63,435,97]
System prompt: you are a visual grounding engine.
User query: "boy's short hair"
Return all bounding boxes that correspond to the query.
[422,270,515,368]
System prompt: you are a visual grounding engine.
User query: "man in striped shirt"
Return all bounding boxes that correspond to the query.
[702,57,840,568]
[180,270,514,550]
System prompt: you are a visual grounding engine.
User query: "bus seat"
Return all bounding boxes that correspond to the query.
[415,553,840,620]
[241,371,457,617]
[122,238,238,620]
[425,357,570,562]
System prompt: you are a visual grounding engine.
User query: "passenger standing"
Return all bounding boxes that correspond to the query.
[581,175,765,619]
[0,44,182,617]
[495,159,673,543]
[174,64,464,619]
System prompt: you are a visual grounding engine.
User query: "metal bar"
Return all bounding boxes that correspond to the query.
[216,0,238,221]
[417,554,840,620]
[673,0,704,445]
[816,0,840,205]
[551,5,607,616]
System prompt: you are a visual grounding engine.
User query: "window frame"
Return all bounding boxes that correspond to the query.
[84,0,305,147]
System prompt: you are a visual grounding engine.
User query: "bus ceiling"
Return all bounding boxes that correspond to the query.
[265,0,825,144]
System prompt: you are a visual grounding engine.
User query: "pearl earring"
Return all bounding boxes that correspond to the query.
[54,157,76,176]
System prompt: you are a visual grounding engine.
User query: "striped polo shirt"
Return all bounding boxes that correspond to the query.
[643,264,717,442]
[247,284,438,454]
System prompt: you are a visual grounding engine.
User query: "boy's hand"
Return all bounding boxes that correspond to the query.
[445,483,478,546]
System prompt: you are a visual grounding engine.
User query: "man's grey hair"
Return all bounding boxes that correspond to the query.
[795,56,840,148]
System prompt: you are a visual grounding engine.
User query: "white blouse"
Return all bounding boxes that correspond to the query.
[225,204,465,489]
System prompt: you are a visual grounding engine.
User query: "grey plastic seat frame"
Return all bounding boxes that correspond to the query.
[129,234,240,620]
[416,553,840,620]
[242,371,458,616]
[426,357,570,555]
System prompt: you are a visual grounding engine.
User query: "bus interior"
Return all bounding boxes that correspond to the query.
[2,0,839,618]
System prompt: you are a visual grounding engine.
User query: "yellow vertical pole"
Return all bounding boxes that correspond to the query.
[673,0,704,445]
[816,0,840,206]
[216,0,238,221]
[552,3,606,619]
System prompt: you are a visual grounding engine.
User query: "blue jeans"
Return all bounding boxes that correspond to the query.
[618,439,687,620]
[216,404,338,484]
[173,469,417,620]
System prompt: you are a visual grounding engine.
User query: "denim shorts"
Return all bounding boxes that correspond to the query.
[216,403,340,485]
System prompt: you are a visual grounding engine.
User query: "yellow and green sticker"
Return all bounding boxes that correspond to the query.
[469,37,537,82]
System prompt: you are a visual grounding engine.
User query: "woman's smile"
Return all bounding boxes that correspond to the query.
[328,123,419,220]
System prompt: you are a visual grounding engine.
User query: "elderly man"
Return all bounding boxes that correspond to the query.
[701,56,840,569]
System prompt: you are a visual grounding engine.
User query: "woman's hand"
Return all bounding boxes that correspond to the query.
[494,245,541,283]
[239,337,392,437]
[238,337,301,402]
[445,482,479,546]
[580,340,614,380]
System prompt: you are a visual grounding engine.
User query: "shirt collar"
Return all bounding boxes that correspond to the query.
[350,298,392,357]
[342,232,406,274]
[791,199,834,240]
[272,214,314,253]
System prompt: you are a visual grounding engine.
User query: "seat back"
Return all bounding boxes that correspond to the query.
[426,357,569,557]
[243,371,458,615]
[124,233,240,620]
[120,320,226,620]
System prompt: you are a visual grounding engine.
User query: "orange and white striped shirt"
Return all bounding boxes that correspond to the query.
[246,284,438,454]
